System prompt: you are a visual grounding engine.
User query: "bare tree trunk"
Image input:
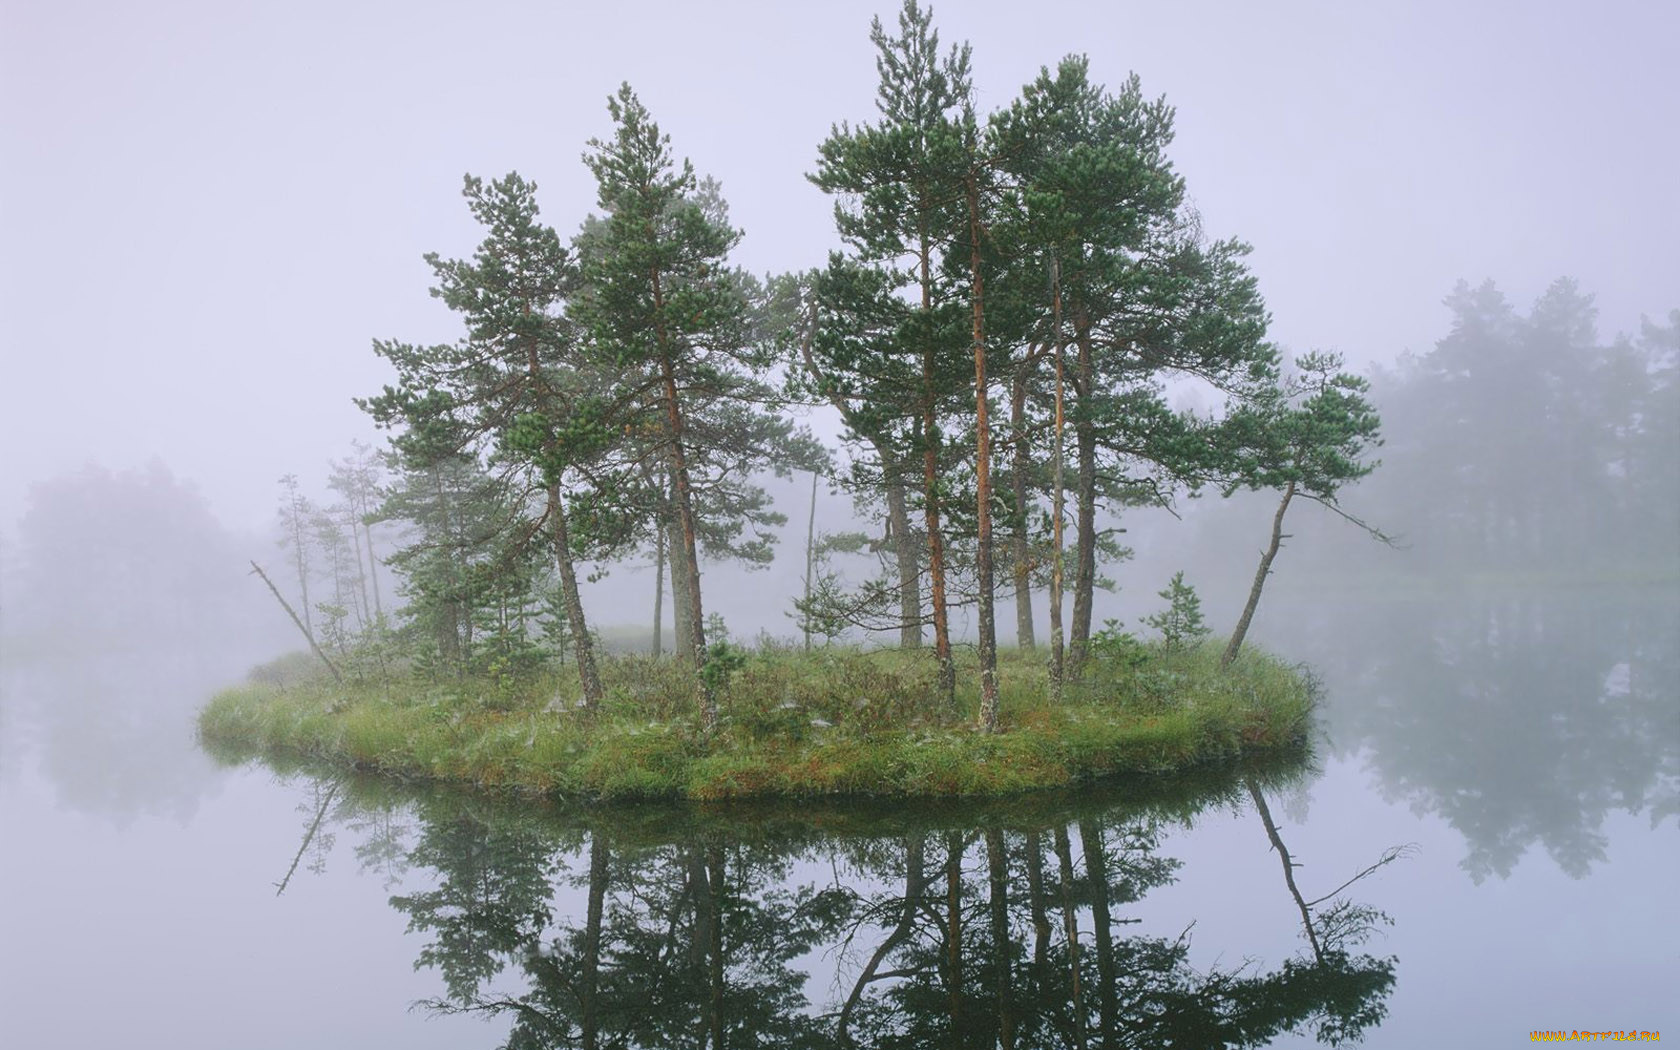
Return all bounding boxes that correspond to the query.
[706,845,726,1050]
[1247,779,1324,963]
[1054,825,1084,1050]
[668,501,696,668]
[551,485,603,710]
[1080,820,1117,1041]
[986,828,1015,1049]
[1223,480,1295,669]
[838,835,926,1045]
[652,527,665,656]
[1010,360,1036,650]
[803,470,818,651]
[1025,829,1050,972]
[582,831,608,1050]
[1069,315,1098,681]
[944,831,964,1040]
[969,175,1000,733]
[1048,262,1067,700]
[250,561,342,683]
[920,234,955,708]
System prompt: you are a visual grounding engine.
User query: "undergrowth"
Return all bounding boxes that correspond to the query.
[200,641,1314,801]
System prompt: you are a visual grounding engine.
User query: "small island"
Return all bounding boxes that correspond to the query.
[201,1,1379,804]
[199,642,1313,801]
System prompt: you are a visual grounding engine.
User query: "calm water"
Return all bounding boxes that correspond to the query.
[2,588,1675,1047]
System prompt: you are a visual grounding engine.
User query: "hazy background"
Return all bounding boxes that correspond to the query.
[3,0,1675,538]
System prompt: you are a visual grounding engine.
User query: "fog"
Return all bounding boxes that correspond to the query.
[3,0,1676,538]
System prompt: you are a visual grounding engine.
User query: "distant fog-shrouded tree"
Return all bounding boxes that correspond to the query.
[1217,351,1383,668]
[812,0,975,707]
[363,173,608,707]
[326,439,387,626]
[275,473,317,640]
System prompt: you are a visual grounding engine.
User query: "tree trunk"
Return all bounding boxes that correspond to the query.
[1069,315,1098,681]
[551,485,603,709]
[920,232,955,707]
[885,466,922,648]
[249,561,342,683]
[1048,262,1067,699]
[1054,825,1084,1050]
[668,509,696,667]
[706,845,726,1050]
[986,828,1015,1050]
[1222,480,1295,669]
[969,175,999,732]
[803,470,818,651]
[1080,820,1117,1042]
[582,831,608,1050]
[652,527,665,656]
[944,831,964,1040]
[1025,828,1050,973]
[1010,360,1036,650]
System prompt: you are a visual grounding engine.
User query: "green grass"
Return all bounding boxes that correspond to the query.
[198,642,1316,802]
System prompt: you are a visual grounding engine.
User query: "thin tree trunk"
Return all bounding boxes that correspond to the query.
[944,831,964,1040]
[986,828,1015,1049]
[920,232,955,708]
[803,470,818,651]
[1048,264,1067,699]
[1223,480,1295,669]
[1069,315,1098,681]
[646,257,711,726]
[838,835,926,1045]
[706,845,726,1050]
[1010,358,1036,650]
[1025,828,1050,973]
[1054,825,1084,1050]
[1247,778,1324,963]
[551,485,603,709]
[653,527,665,656]
[885,466,922,648]
[250,561,342,683]
[362,510,383,620]
[582,831,608,1050]
[969,174,1000,733]
[1080,820,1117,1043]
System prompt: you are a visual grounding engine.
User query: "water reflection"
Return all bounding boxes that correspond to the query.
[267,764,1401,1048]
[1269,589,1679,882]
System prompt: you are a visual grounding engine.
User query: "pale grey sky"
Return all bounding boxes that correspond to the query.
[3,0,1675,538]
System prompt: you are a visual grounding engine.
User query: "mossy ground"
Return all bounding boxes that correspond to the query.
[199,642,1315,802]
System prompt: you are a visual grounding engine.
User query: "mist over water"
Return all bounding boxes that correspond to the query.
[3,1,1677,1045]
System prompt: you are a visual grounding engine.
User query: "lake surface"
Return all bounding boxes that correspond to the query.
[2,587,1675,1047]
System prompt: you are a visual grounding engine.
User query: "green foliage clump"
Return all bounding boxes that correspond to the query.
[1143,571,1211,654]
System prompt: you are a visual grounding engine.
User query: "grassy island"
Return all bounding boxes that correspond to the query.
[199,642,1315,801]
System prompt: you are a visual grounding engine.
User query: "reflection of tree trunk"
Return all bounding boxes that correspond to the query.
[1054,826,1084,1050]
[1079,820,1117,1044]
[274,779,338,896]
[944,831,964,1040]
[707,846,726,1050]
[1223,480,1295,669]
[1247,779,1324,963]
[838,836,926,1045]
[1025,829,1050,972]
[986,828,1015,1049]
[582,831,608,1050]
